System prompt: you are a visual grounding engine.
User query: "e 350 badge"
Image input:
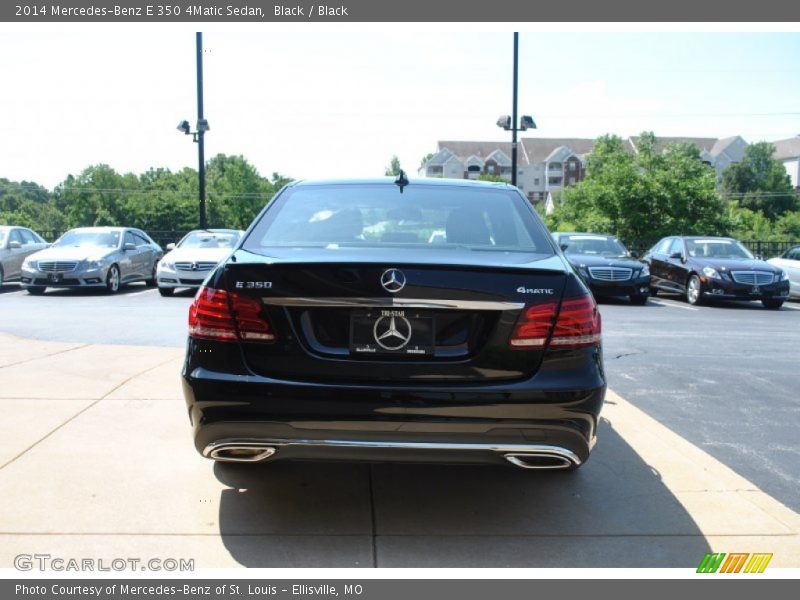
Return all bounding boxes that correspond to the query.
[235,281,272,289]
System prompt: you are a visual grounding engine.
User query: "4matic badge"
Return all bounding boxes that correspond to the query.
[517,286,554,294]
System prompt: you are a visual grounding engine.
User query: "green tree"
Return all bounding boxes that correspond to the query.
[384,156,402,177]
[477,173,507,183]
[419,152,434,170]
[54,164,137,228]
[3,156,293,237]
[721,142,797,220]
[206,154,272,229]
[550,133,730,246]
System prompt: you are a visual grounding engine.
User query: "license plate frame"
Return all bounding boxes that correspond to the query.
[349,309,435,356]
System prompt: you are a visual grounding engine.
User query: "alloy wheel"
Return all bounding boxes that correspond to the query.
[106,265,120,294]
[686,275,701,305]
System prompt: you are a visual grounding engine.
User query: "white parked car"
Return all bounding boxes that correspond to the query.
[767,245,800,299]
[156,229,244,296]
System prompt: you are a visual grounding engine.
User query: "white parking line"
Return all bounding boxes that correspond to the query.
[649,299,699,311]
[126,288,157,296]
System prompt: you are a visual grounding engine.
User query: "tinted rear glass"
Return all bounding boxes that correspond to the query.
[244,184,554,255]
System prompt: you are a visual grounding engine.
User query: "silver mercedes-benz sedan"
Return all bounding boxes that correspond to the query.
[156,229,243,296]
[0,226,49,287]
[21,227,163,295]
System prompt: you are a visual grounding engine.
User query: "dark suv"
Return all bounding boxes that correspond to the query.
[643,236,790,309]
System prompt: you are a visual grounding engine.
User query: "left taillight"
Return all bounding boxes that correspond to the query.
[188,286,276,343]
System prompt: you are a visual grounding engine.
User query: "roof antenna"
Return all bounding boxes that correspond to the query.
[394,170,409,193]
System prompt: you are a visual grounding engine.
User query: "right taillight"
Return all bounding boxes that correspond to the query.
[189,286,276,343]
[549,295,601,348]
[509,295,600,349]
[509,302,558,348]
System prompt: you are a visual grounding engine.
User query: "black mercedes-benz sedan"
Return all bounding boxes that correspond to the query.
[552,232,650,305]
[643,235,790,309]
[182,178,605,471]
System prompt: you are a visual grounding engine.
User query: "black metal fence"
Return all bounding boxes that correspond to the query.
[741,240,799,259]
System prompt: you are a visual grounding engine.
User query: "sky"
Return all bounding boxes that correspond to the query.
[1,28,800,189]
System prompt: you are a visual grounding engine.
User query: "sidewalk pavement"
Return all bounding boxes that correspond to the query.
[0,332,797,568]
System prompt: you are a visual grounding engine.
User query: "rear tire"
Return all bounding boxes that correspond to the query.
[27,286,46,295]
[630,294,648,306]
[158,286,174,297]
[146,263,158,287]
[686,275,703,305]
[0,267,4,288]
[762,298,784,310]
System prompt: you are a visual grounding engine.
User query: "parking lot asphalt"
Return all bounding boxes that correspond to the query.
[0,284,798,567]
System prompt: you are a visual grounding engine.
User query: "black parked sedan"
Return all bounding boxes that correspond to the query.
[552,232,650,305]
[182,178,606,471]
[644,236,790,309]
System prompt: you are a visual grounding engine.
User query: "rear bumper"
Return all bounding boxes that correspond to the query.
[203,437,585,469]
[182,346,606,467]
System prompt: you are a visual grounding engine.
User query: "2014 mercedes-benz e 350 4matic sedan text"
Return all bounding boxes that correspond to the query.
[182,177,606,471]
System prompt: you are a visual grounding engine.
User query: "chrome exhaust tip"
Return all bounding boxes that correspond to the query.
[206,444,277,463]
[504,453,575,470]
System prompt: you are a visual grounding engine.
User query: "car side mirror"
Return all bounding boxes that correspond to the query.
[560,243,569,252]
[754,254,762,261]
[166,243,176,251]
[123,242,136,251]
[629,250,639,259]
[8,240,22,249]
[668,251,683,260]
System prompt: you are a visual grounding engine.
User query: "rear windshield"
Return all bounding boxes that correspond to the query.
[244,184,554,255]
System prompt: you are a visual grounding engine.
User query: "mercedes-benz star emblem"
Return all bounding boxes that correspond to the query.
[373,315,413,351]
[380,268,406,293]
[191,262,199,271]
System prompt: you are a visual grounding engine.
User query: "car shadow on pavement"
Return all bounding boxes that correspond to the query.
[214,419,711,567]
[30,283,153,297]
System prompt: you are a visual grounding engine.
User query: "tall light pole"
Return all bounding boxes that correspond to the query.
[196,32,207,229]
[497,32,536,189]
[511,32,519,186]
[177,32,210,229]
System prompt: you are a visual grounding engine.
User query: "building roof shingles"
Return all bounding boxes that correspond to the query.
[773,137,800,160]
